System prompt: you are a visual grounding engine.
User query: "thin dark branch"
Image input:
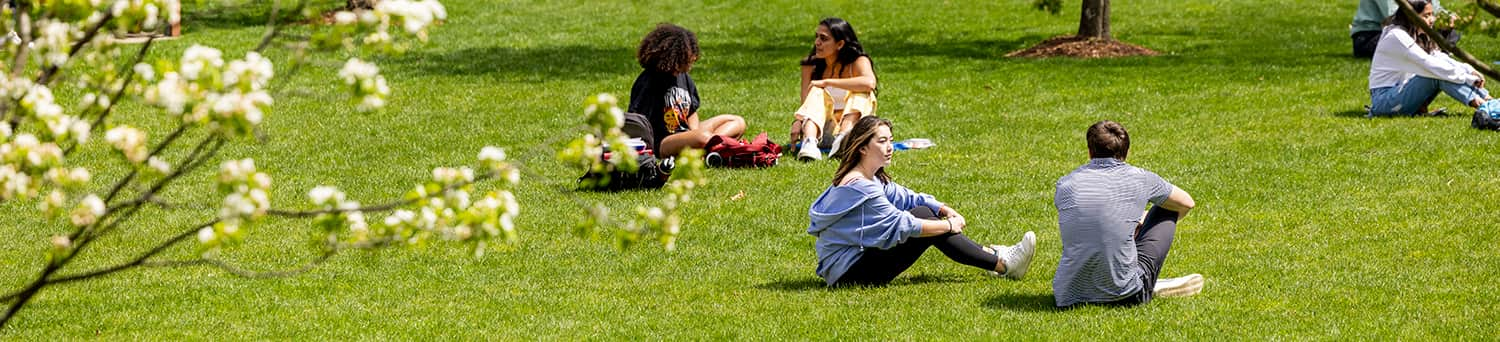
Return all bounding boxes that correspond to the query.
[1397,0,1500,81]
[2,7,32,126]
[82,138,222,249]
[0,219,217,305]
[253,0,306,53]
[254,0,283,53]
[144,253,333,279]
[1477,1,1500,24]
[35,11,117,86]
[7,6,30,78]
[66,37,156,156]
[102,127,199,205]
[265,174,494,218]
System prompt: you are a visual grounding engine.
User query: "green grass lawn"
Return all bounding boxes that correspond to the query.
[4,0,1500,338]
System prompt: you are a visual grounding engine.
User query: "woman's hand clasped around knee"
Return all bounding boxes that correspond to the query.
[945,215,967,234]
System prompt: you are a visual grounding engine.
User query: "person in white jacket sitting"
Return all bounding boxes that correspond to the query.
[1368,0,1491,116]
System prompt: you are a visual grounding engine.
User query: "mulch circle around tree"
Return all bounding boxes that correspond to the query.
[1006,35,1159,58]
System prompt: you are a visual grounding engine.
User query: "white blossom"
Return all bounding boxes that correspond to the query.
[68,167,90,185]
[134,63,156,81]
[147,156,171,174]
[105,126,148,163]
[50,234,72,250]
[347,211,369,233]
[500,190,519,217]
[68,119,90,145]
[252,172,271,189]
[1,167,30,200]
[179,45,224,81]
[308,186,342,206]
[142,3,160,30]
[197,227,216,243]
[224,52,274,90]
[144,72,190,116]
[376,0,440,34]
[70,194,105,227]
[334,11,358,25]
[499,214,514,233]
[40,189,65,213]
[362,31,391,45]
[478,146,506,163]
[338,58,380,85]
[36,20,74,67]
[217,158,256,184]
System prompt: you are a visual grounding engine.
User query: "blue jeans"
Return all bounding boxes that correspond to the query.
[1370,76,1490,116]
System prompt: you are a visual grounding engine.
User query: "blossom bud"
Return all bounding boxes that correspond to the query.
[334,11,357,25]
[197,227,216,243]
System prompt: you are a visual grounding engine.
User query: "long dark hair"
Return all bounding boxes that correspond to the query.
[1385,0,1437,53]
[831,116,893,186]
[801,17,871,81]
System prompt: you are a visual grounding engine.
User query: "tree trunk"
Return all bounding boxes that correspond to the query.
[347,0,378,10]
[1077,0,1112,41]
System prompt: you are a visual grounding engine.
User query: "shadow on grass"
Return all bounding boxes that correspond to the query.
[981,292,1061,313]
[183,0,341,31]
[755,274,972,292]
[876,34,1049,60]
[1332,109,1370,119]
[755,278,827,292]
[389,44,636,81]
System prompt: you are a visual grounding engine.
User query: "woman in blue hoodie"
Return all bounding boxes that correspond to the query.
[807,116,1038,286]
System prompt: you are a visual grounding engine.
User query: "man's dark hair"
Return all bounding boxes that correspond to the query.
[1086,120,1129,161]
[637,23,699,74]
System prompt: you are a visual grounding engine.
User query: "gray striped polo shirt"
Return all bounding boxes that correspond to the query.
[1052,158,1173,307]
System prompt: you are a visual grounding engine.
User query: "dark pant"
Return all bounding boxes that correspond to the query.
[833,207,1000,286]
[1353,29,1461,59]
[1107,205,1181,306]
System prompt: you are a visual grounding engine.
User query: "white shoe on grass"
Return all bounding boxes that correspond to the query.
[797,138,822,161]
[1153,273,1204,298]
[828,133,844,159]
[987,231,1037,280]
[1002,231,1037,279]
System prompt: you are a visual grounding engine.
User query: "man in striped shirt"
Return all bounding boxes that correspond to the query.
[1052,121,1201,308]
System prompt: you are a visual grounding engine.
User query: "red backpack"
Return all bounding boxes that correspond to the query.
[703,133,781,168]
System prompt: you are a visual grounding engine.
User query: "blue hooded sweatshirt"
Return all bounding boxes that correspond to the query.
[807,178,946,285]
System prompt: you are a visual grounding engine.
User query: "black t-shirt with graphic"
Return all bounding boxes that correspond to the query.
[628,70,700,147]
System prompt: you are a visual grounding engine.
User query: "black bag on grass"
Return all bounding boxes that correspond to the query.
[578,152,671,191]
[577,112,671,191]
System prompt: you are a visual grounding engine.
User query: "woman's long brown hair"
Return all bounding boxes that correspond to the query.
[831,116,893,187]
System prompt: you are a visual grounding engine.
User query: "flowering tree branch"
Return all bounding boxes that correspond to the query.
[0,0,489,329]
[1397,0,1500,80]
[0,219,217,305]
[65,36,158,156]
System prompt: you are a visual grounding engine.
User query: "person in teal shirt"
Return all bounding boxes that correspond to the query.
[1352,0,1459,58]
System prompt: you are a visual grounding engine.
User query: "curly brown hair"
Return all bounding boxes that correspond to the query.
[637,23,699,74]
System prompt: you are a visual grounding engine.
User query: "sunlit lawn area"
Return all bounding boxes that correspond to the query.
[2,0,1499,338]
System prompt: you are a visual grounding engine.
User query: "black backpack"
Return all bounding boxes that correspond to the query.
[577,113,671,191]
[578,152,671,191]
[1473,110,1500,131]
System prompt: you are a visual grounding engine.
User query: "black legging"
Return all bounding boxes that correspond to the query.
[1105,205,1181,306]
[833,207,1000,286]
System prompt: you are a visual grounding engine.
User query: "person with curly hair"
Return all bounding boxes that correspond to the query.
[790,17,877,162]
[628,23,746,158]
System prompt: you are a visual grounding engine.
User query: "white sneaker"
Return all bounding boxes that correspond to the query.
[797,138,821,161]
[990,231,1037,280]
[828,133,845,159]
[1153,273,1204,298]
